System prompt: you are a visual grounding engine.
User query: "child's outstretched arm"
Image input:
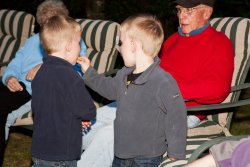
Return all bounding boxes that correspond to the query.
[77,56,91,73]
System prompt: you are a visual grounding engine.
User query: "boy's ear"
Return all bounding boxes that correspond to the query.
[131,39,142,53]
[131,39,136,53]
[65,41,73,52]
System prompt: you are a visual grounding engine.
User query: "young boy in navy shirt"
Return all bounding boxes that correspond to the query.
[31,15,96,167]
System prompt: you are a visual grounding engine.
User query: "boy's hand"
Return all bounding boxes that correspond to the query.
[168,157,177,161]
[77,57,90,73]
[26,64,42,81]
[82,120,91,129]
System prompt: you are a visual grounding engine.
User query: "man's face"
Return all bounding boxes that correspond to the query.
[176,5,212,36]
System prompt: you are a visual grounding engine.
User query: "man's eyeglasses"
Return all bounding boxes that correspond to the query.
[175,5,205,15]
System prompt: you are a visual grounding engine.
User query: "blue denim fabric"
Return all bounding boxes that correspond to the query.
[5,100,31,140]
[187,115,200,128]
[32,157,77,167]
[112,155,163,167]
[78,102,116,167]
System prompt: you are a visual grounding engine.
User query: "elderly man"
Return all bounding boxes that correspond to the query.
[160,0,234,128]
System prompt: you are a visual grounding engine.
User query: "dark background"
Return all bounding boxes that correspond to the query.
[1,0,249,38]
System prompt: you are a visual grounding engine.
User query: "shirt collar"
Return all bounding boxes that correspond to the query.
[178,22,210,36]
[125,57,160,85]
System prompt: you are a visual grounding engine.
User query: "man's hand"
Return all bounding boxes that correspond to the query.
[6,76,23,92]
[76,57,91,73]
[26,64,42,81]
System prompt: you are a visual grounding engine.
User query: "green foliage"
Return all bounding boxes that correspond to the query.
[63,0,87,18]
[212,0,250,18]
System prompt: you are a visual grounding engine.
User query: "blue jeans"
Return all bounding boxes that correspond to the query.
[112,155,163,167]
[5,100,31,140]
[187,115,200,128]
[32,157,77,167]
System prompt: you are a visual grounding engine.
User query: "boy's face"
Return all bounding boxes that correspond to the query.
[66,32,81,65]
[119,30,136,67]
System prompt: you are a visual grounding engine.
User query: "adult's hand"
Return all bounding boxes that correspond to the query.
[6,76,23,92]
[26,64,42,81]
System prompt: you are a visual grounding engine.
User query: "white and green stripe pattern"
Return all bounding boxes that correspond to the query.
[160,138,210,167]
[0,9,35,76]
[160,17,250,167]
[76,19,120,74]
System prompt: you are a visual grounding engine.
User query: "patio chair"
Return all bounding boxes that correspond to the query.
[0,9,35,76]
[11,18,120,128]
[160,17,250,166]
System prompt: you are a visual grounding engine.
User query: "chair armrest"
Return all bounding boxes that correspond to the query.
[187,83,250,111]
[231,83,250,92]
[187,99,250,111]
[188,135,249,163]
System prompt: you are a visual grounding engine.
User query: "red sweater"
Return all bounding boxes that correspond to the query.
[160,26,234,120]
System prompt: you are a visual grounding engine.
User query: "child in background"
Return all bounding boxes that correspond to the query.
[31,15,96,167]
[185,136,250,167]
[77,14,187,167]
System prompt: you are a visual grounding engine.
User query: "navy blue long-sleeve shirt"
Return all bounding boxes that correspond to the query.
[31,55,96,161]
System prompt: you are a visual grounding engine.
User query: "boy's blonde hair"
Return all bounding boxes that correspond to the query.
[121,14,164,57]
[40,15,82,54]
[36,0,69,26]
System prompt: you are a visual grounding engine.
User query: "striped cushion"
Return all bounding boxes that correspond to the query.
[187,17,250,138]
[76,19,120,73]
[0,9,35,76]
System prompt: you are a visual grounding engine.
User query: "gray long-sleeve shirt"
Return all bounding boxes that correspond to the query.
[83,57,187,159]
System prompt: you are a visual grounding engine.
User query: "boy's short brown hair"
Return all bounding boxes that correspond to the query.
[40,15,81,54]
[121,14,164,57]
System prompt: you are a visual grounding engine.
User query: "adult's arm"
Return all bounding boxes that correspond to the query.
[2,42,29,85]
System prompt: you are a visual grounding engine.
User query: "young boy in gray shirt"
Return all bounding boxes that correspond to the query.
[77,14,187,167]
